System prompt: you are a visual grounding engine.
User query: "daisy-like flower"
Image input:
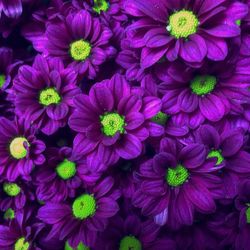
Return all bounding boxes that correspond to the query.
[133,137,222,229]
[159,58,250,127]
[35,147,84,203]
[95,214,161,250]
[73,0,127,22]
[0,208,45,250]
[69,74,161,169]
[124,0,247,67]
[41,9,116,79]
[0,117,45,181]
[73,0,128,46]
[0,179,35,211]
[12,55,81,135]
[38,177,120,248]
[195,124,250,198]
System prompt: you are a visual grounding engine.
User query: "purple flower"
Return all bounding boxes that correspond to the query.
[0,208,44,250]
[133,138,222,229]
[124,0,247,67]
[141,74,189,137]
[38,177,120,248]
[95,214,161,250]
[12,55,81,135]
[69,74,161,169]
[158,58,250,127]
[35,147,84,203]
[0,117,45,181]
[195,124,250,199]
[0,47,17,90]
[40,9,116,79]
[235,179,250,227]
[0,179,35,211]
[0,0,22,19]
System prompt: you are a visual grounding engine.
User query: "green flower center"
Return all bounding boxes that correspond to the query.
[9,137,29,160]
[39,88,61,106]
[72,194,96,220]
[3,183,21,197]
[119,236,142,250]
[3,208,15,220]
[56,159,76,180]
[207,150,224,165]
[0,74,5,88]
[14,237,29,250]
[93,0,109,14]
[167,10,199,39]
[236,20,241,26]
[151,111,169,125]
[100,112,126,137]
[70,40,91,61]
[166,165,189,187]
[65,241,89,250]
[190,75,217,96]
[246,206,250,224]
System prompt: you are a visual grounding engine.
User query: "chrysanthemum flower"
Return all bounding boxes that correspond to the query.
[0,117,45,181]
[0,208,45,250]
[124,0,248,68]
[195,124,250,198]
[0,179,35,211]
[133,138,222,229]
[41,10,116,79]
[12,55,81,135]
[35,147,84,203]
[159,58,250,126]
[69,74,161,168]
[38,177,120,248]
[95,214,161,250]
[73,0,128,46]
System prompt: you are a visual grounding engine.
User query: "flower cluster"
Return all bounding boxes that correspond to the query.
[0,0,250,249]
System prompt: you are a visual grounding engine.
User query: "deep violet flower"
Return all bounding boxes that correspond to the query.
[0,47,17,90]
[38,177,120,248]
[235,179,250,227]
[0,0,23,19]
[0,117,45,181]
[133,137,222,229]
[124,0,248,67]
[11,55,81,135]
[158,58,250,127]
[95,214,161,250]
[69,74,161,169]
[0,208,44,250]
[195,124,250,199]
[35,147,84,203]
[73,0,128,47]
[0,179,35,211]
[40,9,116,79]
[141,74,189,137]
